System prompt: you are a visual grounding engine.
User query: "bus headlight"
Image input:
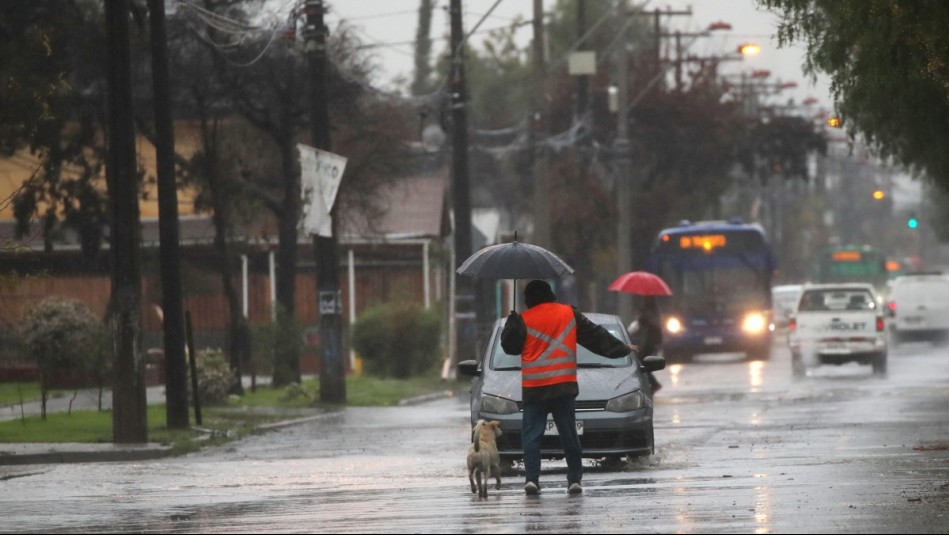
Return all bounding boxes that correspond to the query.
[665,316,683,334]
[742,312,767,334]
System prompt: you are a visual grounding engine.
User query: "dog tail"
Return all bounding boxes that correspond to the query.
[472,420,484,452]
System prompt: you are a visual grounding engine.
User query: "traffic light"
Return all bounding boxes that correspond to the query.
[872,189,885,201]
[907,213,919,229]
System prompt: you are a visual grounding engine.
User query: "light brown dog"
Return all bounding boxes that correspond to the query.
[467,419,502,498]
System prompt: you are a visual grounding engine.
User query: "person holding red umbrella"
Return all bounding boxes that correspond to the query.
[609,271,672,394]
[628,295,663,393]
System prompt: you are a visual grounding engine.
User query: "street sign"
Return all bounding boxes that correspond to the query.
[319,290,341,315]
[298,143,347,237]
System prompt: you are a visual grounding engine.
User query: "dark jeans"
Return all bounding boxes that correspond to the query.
[522,396,582,486]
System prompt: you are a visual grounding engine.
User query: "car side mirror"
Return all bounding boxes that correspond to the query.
[641,355,665,372]
[457,359,481,377]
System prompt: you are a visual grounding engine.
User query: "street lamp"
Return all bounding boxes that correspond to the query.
[737,42,762,56]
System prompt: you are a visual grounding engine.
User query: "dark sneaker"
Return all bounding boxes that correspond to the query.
[568,482,582,494]
[524,481,540,495]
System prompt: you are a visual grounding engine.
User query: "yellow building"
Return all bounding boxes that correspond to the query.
[0,124,204,223]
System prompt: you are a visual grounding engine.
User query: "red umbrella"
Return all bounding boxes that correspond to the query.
[608,271,673,296]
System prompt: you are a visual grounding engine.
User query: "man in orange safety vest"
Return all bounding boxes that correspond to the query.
[501,280,635,495]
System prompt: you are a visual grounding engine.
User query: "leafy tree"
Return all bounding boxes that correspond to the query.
[3,1,114,259]
[759,0,949,190]
[174,4,414,386]
[17,296,110,418]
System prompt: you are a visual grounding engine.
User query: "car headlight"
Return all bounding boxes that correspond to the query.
[742,312,767,334]
[480,394,519,415]
[605,390,646,412]
[665,316,683,334]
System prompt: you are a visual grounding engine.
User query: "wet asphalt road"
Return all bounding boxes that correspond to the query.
[2,336,948,534]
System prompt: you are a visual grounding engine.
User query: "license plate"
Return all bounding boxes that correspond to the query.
[704,336,723,345]
[904,316,923,324]
[544,420,584,436]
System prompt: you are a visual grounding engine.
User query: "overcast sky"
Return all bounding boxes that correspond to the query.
[324,0,834,114]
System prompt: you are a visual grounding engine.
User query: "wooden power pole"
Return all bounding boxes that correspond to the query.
[305,0,346,403]
[147,0,189,429]
[106,0,148,443]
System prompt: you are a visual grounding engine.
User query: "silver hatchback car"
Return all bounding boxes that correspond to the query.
[458,312,665,463]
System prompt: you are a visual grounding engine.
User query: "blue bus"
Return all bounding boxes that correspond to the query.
[644,219,776,362]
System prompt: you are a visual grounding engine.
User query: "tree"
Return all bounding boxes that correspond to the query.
[410,0,436,96]
[17,297,109,419]
[759,0,949,190]
[176,4,414,386]
[2,1,114,259]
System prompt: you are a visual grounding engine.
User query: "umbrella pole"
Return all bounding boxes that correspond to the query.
[512,278,517,312]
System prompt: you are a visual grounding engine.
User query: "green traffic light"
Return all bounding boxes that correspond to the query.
[907,218,919,229]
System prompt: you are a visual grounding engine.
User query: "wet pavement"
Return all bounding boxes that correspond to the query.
[1,339,948,533]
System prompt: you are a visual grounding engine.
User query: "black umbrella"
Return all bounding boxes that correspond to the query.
[456,234,574,309]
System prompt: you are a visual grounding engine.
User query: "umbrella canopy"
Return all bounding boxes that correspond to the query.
[456,239,574,280]
[608,271,673,296]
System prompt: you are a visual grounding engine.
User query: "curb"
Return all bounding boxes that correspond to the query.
[0,387,462,465]
[0,446,175,466]
[398,389,457,406]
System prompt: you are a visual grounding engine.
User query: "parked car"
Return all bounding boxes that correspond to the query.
[787,283,887,377]
[772,284,804,329]
[886,272,949,346]
[457,313,665,464]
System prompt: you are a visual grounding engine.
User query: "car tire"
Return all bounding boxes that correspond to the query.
[501,459,520,477]
[747,344,771,361]
[648,424,655,455]
[791,351,805,378]
[665,350,692,363]
[872,351,888,375]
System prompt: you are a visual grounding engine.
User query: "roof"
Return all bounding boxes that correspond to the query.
[339,171,449,241]
[659,219,766,236]
[801,282,877,292]
[0,171,450,253]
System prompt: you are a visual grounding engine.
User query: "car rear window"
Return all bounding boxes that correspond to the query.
[490,323,632,370]
[798,289,877,312]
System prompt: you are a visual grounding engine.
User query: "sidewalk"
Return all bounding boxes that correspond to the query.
[0,376,457,467]
[1,383,178,466]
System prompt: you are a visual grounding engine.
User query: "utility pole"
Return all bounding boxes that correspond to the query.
[532,0,550,250]
[613,5,693,318]
[305,0,346,403]
[106,0,148,443]
[615,0,633,322]
[449,0,476,366]
[575,0,589,119]
[147,0,189,429]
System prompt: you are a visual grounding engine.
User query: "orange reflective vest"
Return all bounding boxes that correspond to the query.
[520,303,578,389]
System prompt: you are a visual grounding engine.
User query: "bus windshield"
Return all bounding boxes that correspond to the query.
[658,258,770,314]
[648,224,774,316]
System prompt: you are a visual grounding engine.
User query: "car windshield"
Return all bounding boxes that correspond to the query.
[490,323,632,370]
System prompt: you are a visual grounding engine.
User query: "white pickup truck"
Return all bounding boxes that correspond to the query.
[787,283,887,377]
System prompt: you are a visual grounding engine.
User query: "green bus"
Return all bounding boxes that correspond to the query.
[811,245,889,291]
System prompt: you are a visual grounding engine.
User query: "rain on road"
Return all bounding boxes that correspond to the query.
[2,339,948,534]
